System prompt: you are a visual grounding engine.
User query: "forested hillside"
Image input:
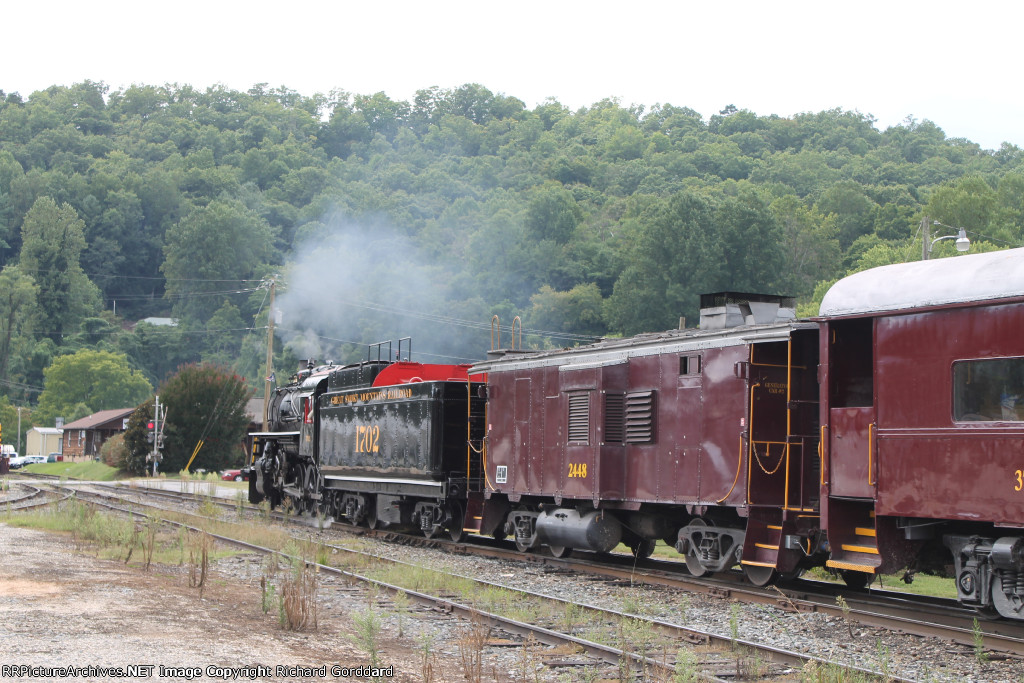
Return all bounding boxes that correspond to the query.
[1,80,1023,427]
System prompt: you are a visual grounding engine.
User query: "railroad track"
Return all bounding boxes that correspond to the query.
[19,476,1024,678]
[0,480,73,511]
[39,480,903,681]
[78,479,1024,661]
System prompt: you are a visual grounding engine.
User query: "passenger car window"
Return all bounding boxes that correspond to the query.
[953,357,1024,422]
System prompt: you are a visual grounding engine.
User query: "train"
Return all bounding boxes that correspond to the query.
[247,247,1024,621]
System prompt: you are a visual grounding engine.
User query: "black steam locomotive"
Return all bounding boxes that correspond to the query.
[247,341,487,540]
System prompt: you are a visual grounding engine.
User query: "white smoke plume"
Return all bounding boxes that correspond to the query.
[275,212,494,369]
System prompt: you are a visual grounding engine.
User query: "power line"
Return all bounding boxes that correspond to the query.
[0,378,44,394]
[313,293,600,344]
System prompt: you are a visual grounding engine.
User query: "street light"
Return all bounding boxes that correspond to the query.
[924,219,970,259]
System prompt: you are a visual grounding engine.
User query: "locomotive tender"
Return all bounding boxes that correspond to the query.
[248,341,487,540]
[250,248,1024,621]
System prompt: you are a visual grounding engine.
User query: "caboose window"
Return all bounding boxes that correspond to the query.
[680,355,702,375]
[953,357,1024,422]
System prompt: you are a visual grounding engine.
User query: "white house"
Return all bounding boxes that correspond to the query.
[26,427,63,458]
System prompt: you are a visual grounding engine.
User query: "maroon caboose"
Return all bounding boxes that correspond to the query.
[818,248,1024,619]
[472,294,824,586]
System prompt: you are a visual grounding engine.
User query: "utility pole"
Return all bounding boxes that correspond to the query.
[263,278,276,432]
[148,395,164,477]
[921,216,931,260]
[17,407,21,454]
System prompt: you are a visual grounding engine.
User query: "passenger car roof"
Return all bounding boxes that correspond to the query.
[819,247,1024,317]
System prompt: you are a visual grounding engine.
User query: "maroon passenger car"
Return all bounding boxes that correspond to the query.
[818,247,1024,619]
[472,294,824,586]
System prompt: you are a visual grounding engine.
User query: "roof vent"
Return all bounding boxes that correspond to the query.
[699,292,796,329]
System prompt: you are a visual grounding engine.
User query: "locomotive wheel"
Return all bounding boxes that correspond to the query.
[991,575,1024,620]
[630,539,657,559]
[840,569,872,591]
[515,537,532,553]
[548,545,573,559]
[366,498,380,530]
[742,563,777,587]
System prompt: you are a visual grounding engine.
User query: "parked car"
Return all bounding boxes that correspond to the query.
[8,455,26,469]
[22,455,47,466]
[221,469,247,482]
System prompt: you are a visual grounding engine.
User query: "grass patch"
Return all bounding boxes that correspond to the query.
[23,461,122,481]
[0,498,235,568]
[806,566,958,600]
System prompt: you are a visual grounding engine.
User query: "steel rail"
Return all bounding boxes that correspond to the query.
[57,480,1024,662]
[58,483,907,681]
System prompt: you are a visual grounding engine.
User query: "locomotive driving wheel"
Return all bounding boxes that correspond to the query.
[548,545,573,559]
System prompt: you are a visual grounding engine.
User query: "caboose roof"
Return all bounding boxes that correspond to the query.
[819,247,1024,318]
[470,320,814,375]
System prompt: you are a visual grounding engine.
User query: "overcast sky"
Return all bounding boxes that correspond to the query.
[6,1,1021,151]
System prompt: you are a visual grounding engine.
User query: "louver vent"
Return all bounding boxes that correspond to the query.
[567,392,590,443]
[625,390,656,444]
[604,393,625,443]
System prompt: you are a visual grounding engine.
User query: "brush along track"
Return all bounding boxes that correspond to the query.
[74,477,1024,666]
[49,481,915,681]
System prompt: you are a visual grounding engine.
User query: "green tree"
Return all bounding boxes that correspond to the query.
[0,265,37,387]
[0,396,31,454]
[117,322,198,387]
[122,402,155,476]
[202,300,246,367]
[18,197,101,342]
[161,198,278,323]
[158,363,250,473]
[34,349,152,427]
[925,175,997,238]
[715,187,785,293]
[605,191,722,335]
[525,184,583,244]
[995,173,1024,240]
[770,196,841,298]
[816,181,877,249]
[526,283,606,337]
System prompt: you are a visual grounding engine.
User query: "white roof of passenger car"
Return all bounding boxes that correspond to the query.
[819,248,1024,317]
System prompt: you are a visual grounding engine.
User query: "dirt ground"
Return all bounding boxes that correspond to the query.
[0,523,425,682]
